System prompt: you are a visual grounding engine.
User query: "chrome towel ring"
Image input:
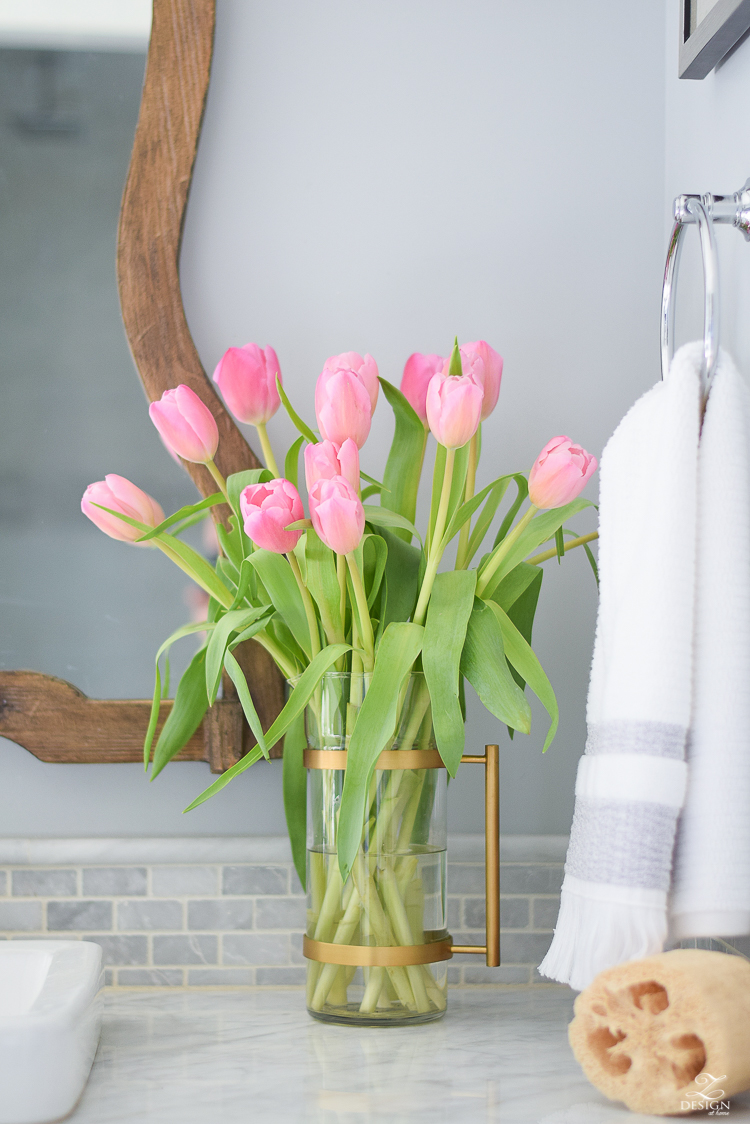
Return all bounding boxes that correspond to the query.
[660,179,750,407]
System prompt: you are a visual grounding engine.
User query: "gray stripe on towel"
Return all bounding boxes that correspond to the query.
[586,721,686,760]
[566,797,679,891]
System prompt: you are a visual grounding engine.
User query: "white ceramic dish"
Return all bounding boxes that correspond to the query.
[0,941,103,1124]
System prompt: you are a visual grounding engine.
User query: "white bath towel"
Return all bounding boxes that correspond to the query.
[670,350,750,941]
[538,343,701,991]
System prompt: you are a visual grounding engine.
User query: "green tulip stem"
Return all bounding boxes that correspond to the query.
[205,459,229,503]
[413,446,456,626]
[255,423,281,478]
[154,537,234,609]
[526,530,599,567]
[413,425,429,514]
[475,503,538,598]
[337,553,347,638]
[455,430,479,570]
[287,551,321,660]
[251,630,298,682]
[346,553,374,672]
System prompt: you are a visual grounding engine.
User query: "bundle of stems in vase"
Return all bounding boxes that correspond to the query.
[82,338,597,1014]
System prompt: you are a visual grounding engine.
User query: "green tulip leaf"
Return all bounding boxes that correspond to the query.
[467,473,527,564]
[205,604,273,704]
[442,474,520,553]
[183,643,350,812]
[423,570,476,775]
[363,534,388,610]
[158,534,235,609]
[489,561,542,615]
[143,620,214,769]
[447,337,462,378]
[360,470,387,493]
[337,622,425,881]
[229,557,258,609]
[305,529,344,643]
[481,497,593,599]
[151,646,210,780]
[485,600,559,752]
[222,649,268,759]
[216,517,245,572]
[583,541,599,588]
[379,529,421,631]
[246,549,313,659]
[282,711,307,890]
[427,441,470,552]
[362,504,422,544]
[135,493,224,542]
[379,377,426,541]
[277,377,318,444]
[493,475,529,547]
[284,435,305,490]
[460,599,531,734]
[489,563,543,694]
[228,613,275,651]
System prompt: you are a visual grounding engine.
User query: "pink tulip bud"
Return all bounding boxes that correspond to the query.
[315,368,372,449]
[212,343,281,426]
[240,479,304,554]
[81,475,165,544]
[308,475,365,555]
[460,341,503,420]
[425,364,484,450]
[528,436,597,510]
[149,385,219,464]
[304,439,360,493]
[322,352,379,414]
[400,353,444,424]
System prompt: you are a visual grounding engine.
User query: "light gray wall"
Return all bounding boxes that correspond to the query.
[0,2,667,836]
[665,4,750,371]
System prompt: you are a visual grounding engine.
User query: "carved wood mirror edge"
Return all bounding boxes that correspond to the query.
[1,0,285,771]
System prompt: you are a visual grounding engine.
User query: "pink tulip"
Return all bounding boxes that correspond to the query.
[308,476,365,555]
[425,365,484,449]
[240,479,304,554]
[528,436,597,510]
[400,353,444,424]
[212,343,282,426]
[322,352,379,413]
[81,475,165,544]
[460,341,503,420]
[315,368,372,449]
[304,439,360,493]
[149,385,219,464]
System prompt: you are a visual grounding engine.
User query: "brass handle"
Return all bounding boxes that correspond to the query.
[450,744,500,967]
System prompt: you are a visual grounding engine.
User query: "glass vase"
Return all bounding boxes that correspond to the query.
[303,672,451,1026]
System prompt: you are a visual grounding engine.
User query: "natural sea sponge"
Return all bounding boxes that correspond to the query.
[568,949,750,1115]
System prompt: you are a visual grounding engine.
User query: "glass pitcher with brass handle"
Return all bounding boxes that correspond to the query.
[303,672,500,1026]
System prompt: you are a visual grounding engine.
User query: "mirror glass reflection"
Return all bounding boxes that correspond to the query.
[0,41,200,698]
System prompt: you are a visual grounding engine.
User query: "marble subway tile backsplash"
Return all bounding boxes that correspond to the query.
[0,835,567,987]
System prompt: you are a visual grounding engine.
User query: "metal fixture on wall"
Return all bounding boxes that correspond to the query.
[661,179,750,411]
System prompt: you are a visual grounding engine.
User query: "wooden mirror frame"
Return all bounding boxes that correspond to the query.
[0,0,285,772]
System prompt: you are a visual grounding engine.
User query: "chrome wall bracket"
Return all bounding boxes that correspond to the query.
[673,179,750,240]
[661,178,750,404]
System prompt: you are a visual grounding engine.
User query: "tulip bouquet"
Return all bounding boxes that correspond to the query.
[83,338,597,1021]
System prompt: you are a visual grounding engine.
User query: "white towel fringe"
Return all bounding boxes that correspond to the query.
[539,886,666,992]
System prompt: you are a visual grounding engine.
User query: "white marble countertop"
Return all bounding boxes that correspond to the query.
[71,988,750,1123]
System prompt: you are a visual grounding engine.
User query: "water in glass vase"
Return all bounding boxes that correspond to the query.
[304,673,450,1026]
